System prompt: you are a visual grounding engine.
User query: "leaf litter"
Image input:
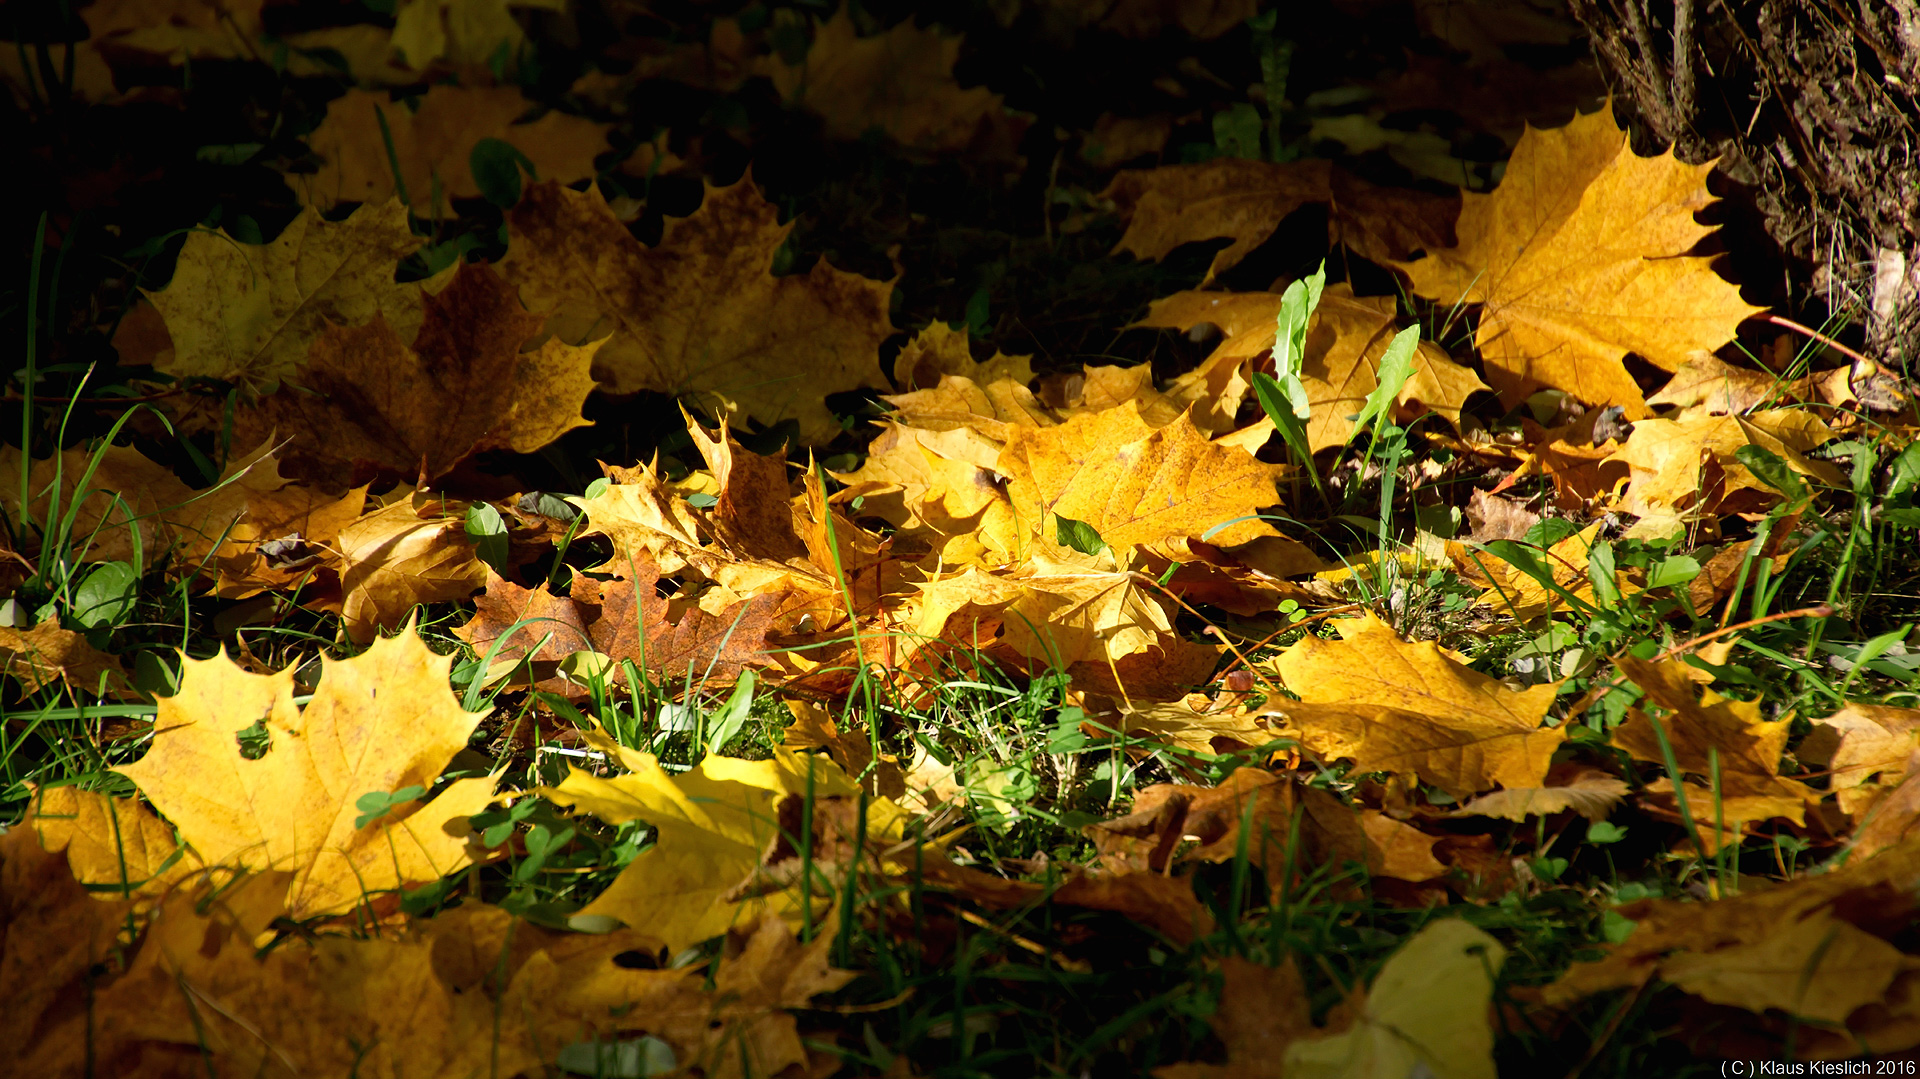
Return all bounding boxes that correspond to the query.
[3,1,1919,1075]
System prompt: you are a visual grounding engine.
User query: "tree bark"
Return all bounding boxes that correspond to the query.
[1567,0,1920,366]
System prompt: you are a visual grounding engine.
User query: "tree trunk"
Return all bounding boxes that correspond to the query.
[1566,0,1920,367]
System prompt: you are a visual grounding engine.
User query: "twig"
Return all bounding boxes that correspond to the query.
[1672,0,1697,122]
[1212,602,1367,685]
[1763,313,1877,368]
[1562,603,1833,720]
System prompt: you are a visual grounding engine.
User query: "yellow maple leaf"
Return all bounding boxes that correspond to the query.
[389,0,566,71]
[300,85,607,211]
[1611,655,1813,826]
[999,405,1281,549]
[1659,911,1907,1026]
[1268,613,1564,796]
[1802,703,1920,818]
[147,200,438,392]
[1283,919,1505,1079]
[1608,406,1843,533]
[503,178,895,443]
[237,263,599,483]
[1136,286,1488,451]
[28,786,203,901]
[1542,837,1920,1056]
[891,322,1037,394]
[115,626,497,918]
[1399,106,1765,414]
[543,736,909,953]
[907,559,1223,700]
[760,11,1011,153]
[1104,159,1333,285]
[576,460,712,577]
[0,823,140,1074]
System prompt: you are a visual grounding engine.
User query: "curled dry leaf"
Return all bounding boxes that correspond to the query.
[115,627,498,919]
[1268,613,1564,797]
[238,263,599,484]
[0,618,134,698]
[333,496,489,644]
[1399,106,1765,414]
[1448,767,1628,822]
[300,85,608,211]
[503,177,895,443]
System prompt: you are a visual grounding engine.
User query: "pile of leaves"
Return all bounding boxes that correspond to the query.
[4,0,1920,1076]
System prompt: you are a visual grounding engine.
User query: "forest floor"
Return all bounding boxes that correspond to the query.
[4,1,1919,1076]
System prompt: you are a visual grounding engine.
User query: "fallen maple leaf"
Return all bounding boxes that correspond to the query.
[148,200,440,392]
[389,0,566,71]
[1088,768,1369,886]
[1802,703,1920,818]
[0,619,133,698]
[1611,655,1813,827]
[117,625,497,917]
[28,786,202,900]
[1104,159,1333,286]
[998,405,1280,549]
[1104,160,1461,284]
[1659,910,1907,1026]
[504,177,895,443]
[1645,351,1794,414]
[83,0,264,63]
[300,85,608,211]
[1399,106,1765,414]
[83,870,526,1078]
[909,559,1222,701]
[1283,919,1506,1079]
[543,735,909,952]
[1541,837,1920,1057]
[1135,286,1487,451]
[237,263,599,483]
[576,456,713,576]
[457,558,784,689]
[760,11,1015,153]
[211,480,368,599]
[1155,956,1312,1079]
[0,822,140,1075]
[1448,767,1628,821]
[332,495,489,643]
[1609,407,1842,534]
[1268,613,1564,797]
